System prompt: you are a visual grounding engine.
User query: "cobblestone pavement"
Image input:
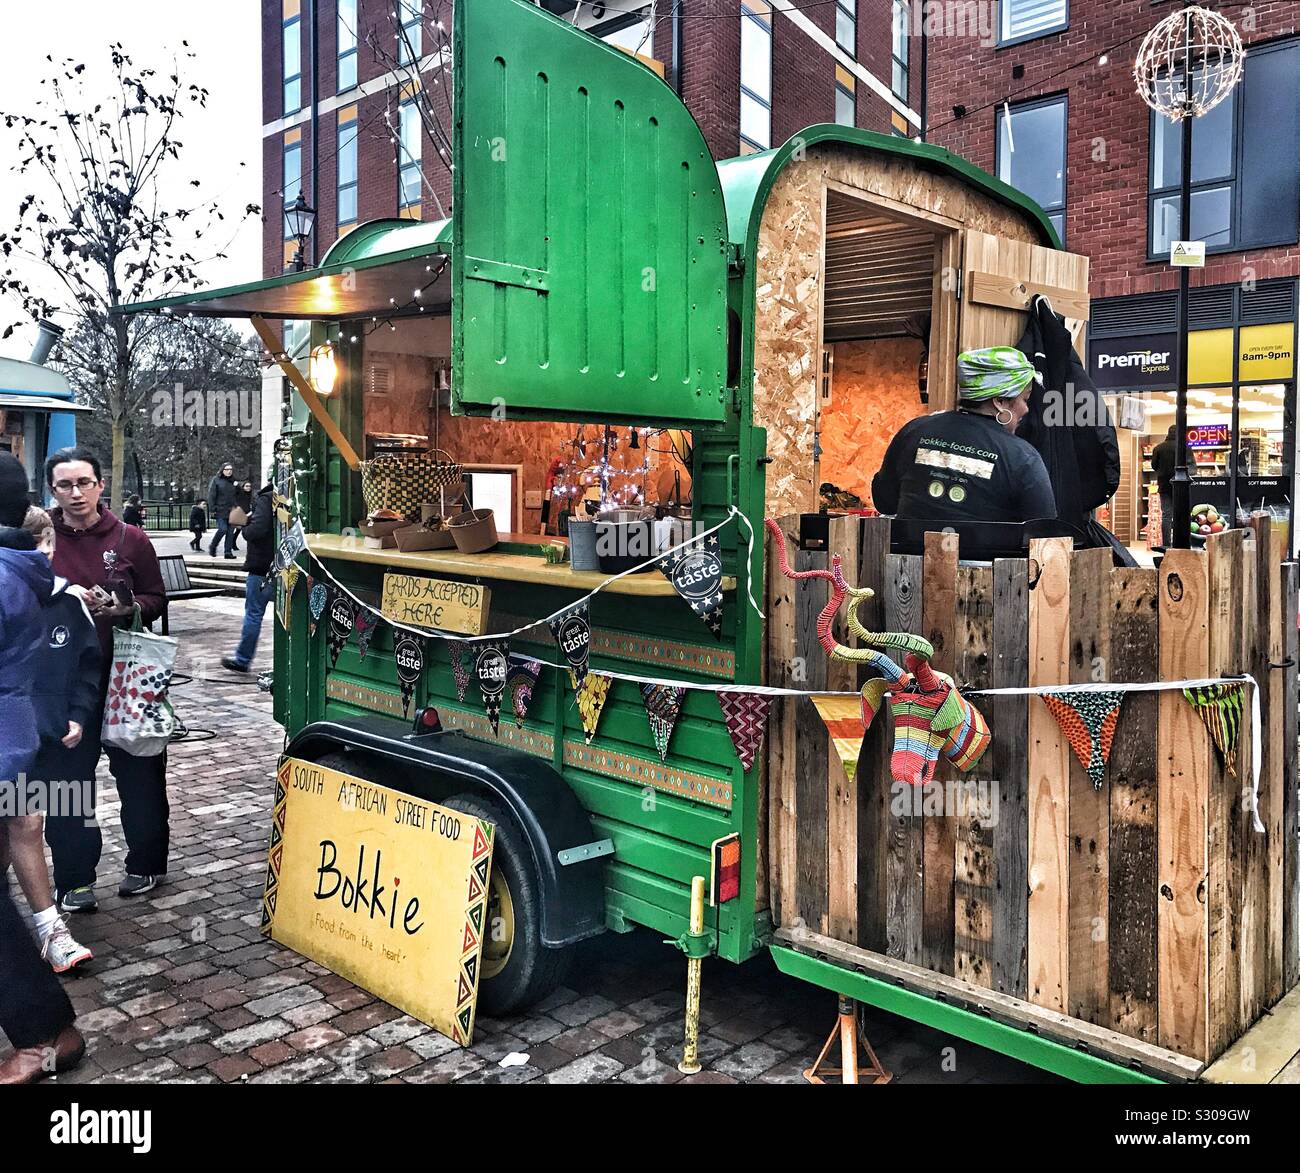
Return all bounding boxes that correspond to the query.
[9,596,1059,1086]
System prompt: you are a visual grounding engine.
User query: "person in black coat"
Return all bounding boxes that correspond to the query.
[222,481,275,673]
[1150,425,1177,548]
[121,494,145,529]
[205,461,238,559]
[189,502,206,552]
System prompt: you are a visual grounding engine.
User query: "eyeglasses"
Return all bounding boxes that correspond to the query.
[52,478,99,493]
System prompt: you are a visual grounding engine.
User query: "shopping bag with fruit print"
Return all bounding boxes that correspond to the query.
[101,608,178,757]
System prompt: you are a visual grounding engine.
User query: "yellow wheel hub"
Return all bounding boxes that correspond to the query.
[481,865,515,980]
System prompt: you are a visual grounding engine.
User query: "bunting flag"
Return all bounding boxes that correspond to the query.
[569,670,611,744]
[717,691,773,772]
[448,641,472,703]
[549,603,591,689]
[308,579,328,638]
[393,633,424,719]
[354,607,378,661]
[277,563,300,631]
[326,593,356,670]
[274,518,307,574]
[506,657,543,725]
[475,641,510,736]
[658,532,724,640]
[1041,690,1125,790]
[811,695,865,783]
[1183,682,1245,778]
[641,684,686,762]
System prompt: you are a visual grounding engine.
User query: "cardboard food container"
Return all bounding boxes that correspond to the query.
[358,513,406,540]
[448,508,498,554]
[394,522,456,551]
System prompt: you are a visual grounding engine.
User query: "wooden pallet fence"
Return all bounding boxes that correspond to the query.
[762,518,1296,1065]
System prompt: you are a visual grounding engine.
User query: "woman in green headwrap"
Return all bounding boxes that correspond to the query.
[871,346,1056,524]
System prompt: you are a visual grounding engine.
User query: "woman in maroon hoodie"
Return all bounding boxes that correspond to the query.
[44,447,170,908]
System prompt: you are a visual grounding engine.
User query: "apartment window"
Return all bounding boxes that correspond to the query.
[283,0,302,114]
[282,135,303,241]
[999,0,1068,47]
[740,2,772,153]
[835,67,855,128]
[397,0,422,66]
[892,1,909,101]
[399,96,422,211]
[337,108,359,229]
[997,95,1067,243]
[835,0,856,56]
[338,0,358,92]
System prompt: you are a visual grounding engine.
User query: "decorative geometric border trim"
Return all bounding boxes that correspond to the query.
[454,817,494,1046]
[261,759,292,937]
[439,706,555,760]
[563,741,733,811]
[326,675,406,717]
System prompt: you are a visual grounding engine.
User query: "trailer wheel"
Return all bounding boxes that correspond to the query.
[441,792,572,1016]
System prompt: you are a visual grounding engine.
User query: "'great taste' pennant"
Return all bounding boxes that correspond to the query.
[1040,690,1125,790]
[641,684,686,762]
[506,657,543,725]
[658,533,724,640]
[549,603,591,689]
[569,670,611,744]
[1183,682,1245,778]
[717,691,773,772]
[475,641,510,736]
[811,695,864,783]
[448,640,472,703]
[393,632,424,719]
[308,578,328,638]
[326,593,355,670]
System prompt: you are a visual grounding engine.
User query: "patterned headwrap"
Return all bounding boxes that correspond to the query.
[957,346,1037,402]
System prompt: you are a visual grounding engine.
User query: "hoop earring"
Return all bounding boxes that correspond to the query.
[995,404,1014,427]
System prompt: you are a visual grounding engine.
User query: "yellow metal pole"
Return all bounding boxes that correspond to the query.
[678,875,706,1075]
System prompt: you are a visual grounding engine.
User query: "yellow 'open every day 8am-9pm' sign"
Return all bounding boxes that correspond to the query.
[261,758,495,1046]
[380,572,490,635]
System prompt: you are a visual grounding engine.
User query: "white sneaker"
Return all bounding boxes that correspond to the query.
[40,918,93,974]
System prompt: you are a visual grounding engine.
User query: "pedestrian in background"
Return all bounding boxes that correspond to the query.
[1151,425,1177,549]
[121,494,145,529]
[222,474,274,673]
[189,500,207,552]
[205,460,238,560]
[0,452,85,1085]
[46,446,170,906]
[0,506,95,974]
[228,479,252,555]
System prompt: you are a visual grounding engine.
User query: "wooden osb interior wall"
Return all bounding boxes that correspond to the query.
[751,144,1041,519]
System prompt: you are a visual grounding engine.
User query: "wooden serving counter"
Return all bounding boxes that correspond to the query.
[306,532,736,597]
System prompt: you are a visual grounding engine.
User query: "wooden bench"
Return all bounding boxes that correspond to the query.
[156,554,227,635]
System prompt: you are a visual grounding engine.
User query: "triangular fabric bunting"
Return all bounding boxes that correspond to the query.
[1182,683,1245,779]
[1040,690,1125,790]
[448,640,472,703]
[393,633,424,719]
[811,695,865,783]
[277,563,300,631]
[354,607,378,661]
[570,670,611,744]
[658,532,724,640]
[641,684,686,761]
[549,602,592,689]
[506,657,543,725]
[717,691,773,771]
[308,579,329,638]
[274,518,307,574]
[326,594,355,670]
[474,641,510,736]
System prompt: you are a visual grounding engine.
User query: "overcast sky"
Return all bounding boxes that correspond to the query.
[0,1,263,358]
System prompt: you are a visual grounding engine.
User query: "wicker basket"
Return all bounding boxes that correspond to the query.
[360,449,462,522]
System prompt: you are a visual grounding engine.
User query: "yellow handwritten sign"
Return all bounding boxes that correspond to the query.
[261,757,494,1046]
[381,573,490,635]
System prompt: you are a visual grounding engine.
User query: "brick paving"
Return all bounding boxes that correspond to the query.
[7,594,1059,1086]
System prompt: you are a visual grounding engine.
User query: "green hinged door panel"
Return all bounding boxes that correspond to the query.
[452,0,730,424]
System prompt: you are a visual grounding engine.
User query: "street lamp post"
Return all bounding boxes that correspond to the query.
[1135,3,1242,549]
[284,192,317,272]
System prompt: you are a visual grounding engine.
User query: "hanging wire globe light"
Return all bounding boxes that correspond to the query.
[1134,5,1243,121]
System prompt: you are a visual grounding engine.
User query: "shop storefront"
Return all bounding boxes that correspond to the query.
[1088,278,1297,553]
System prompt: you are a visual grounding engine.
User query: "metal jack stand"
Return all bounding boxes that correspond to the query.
[804,995,893,1085]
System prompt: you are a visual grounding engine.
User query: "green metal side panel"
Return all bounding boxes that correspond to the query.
[769,946,1165,1085]
[452,0,730,424]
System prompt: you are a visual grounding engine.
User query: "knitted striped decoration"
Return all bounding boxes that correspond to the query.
[1182,682,1245,778]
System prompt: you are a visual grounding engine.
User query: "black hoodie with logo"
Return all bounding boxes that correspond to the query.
[32,581,101,744]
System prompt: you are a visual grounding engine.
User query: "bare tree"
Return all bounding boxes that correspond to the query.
[0,43,260,508]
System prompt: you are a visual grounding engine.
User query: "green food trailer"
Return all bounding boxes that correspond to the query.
[120,0,1298,1084]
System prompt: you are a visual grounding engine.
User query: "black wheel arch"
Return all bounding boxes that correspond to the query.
[285,716,606,948]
